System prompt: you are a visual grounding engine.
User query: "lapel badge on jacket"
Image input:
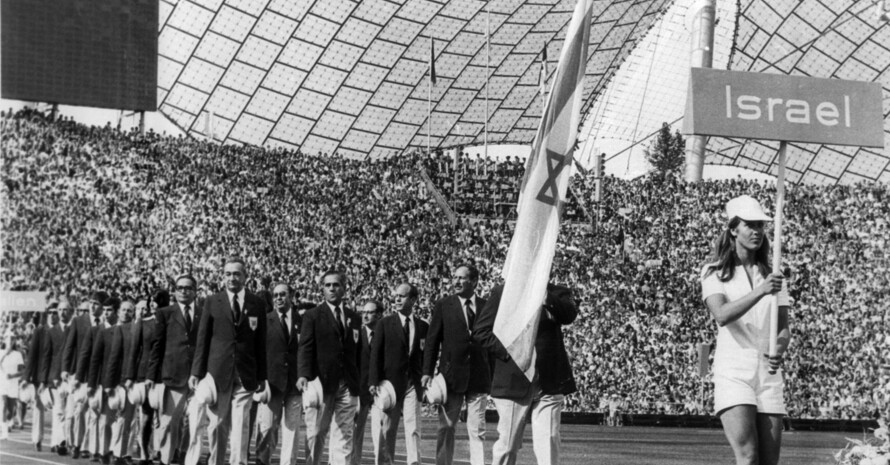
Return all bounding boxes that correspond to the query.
[249,316,258,331]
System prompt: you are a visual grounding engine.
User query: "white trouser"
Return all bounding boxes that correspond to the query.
[256,389,302,465]
[51,387,68,447]
[158,386,190,465]
[351,399,372,465]
[372,385,422,465]
[436,391,487,465]
[111,398,136,457]
[304,380,358,465]
[491,383,564,465]
[206,378,252,465]
[31,393,46,445]
[183,397,208,465]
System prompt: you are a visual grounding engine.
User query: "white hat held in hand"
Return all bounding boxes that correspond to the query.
[374,380,396,412]
[424,373,447,405]
[195,374,217,407]
[302,377,324,410]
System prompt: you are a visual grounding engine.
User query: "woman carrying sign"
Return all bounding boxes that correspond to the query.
[700,195,791,465]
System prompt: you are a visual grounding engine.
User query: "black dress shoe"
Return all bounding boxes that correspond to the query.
[72,446,80,458]
[91,453,102,462]
[57,446,69,456]
[35,443,42,452]
[51,446,58,453]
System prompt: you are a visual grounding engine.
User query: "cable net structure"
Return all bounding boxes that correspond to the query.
[705,0,890,185]
[155,0,889,184]
[155,0,671,158]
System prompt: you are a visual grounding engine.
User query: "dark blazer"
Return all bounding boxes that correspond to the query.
[265,310,302,395]
[25,326,52,385]
[297,302,361,396]
[62,315,102,383]
[88,325,124,389]
[358,322,377,406]
[369,313,429,401]
[48,325,66,383]
[423,294,491,395]
[191,291,268,393]
[150,303,202,389]
[124,317,158,382]
[474,283,578,400]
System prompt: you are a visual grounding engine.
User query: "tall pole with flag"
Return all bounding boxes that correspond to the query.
[428,36,436,156]
[539,43,548,119]
[484,8,490,160]
[493,0,593,381]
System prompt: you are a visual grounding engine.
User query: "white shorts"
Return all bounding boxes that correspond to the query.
[713,350,785,416]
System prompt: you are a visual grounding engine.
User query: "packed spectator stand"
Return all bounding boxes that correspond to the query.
[1,109,888,420]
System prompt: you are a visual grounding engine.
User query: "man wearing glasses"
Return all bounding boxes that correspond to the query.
[256,283,302,465]
[352,300,383,465]
[148,275,202,465]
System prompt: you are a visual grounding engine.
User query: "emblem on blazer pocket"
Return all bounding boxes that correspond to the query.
[249,317,258,331]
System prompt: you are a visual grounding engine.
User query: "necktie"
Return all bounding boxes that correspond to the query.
[334,306,344,337]
[369,329,374,344]
[465,299,475,331]
[232,294,241,323]
[184,304,192,332]
[403,315,410,342]
[94,317,100,326]
[280,310,289,338]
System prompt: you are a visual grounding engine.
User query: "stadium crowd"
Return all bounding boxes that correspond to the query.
[2,108,888,422]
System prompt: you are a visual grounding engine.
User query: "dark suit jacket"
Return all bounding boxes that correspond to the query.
[297,302,361,396]
[474,283,578,399]
[369,313,429,401]
[124,317,157,382]
[191,291,268,393]
[423,294,491,395]
[358,322,377,406]
[150,303,201,389]
[62,315,102,383]
[265,310,302,395]
[25,326,52,385]
[48,325,66,383]
[89,325,123,389]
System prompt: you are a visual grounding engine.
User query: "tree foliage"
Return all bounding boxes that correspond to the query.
[644,122,686,176]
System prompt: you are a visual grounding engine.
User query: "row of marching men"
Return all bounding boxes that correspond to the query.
[21,257,579,465]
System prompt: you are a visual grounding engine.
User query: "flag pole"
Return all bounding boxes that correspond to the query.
[769,141,787,357]
[428,37,433,157]
[485,7,490,160]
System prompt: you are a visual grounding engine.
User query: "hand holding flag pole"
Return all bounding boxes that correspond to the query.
[768,141,787,359]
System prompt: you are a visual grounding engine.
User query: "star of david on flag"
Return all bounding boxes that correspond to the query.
[494,0,593,382]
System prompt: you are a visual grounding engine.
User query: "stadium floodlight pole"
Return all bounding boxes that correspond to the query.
[683,0,716,182]
[769,141,787,358]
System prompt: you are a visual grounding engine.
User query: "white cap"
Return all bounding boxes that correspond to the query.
[108,386,127,412]
[195,374,217,407]
[38,386,54,409]
[725,195,771,222]
[19,382,36,404]
[252,380,271,404]
[374,380,396,412]
[423,373,447,405]
[148,382,166,410]
[128,382,146,405]
[302,377,324,410]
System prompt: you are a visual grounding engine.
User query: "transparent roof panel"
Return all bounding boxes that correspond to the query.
[159,0,674,154]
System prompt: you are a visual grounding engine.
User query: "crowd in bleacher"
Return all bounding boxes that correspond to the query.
[2,109,888,420]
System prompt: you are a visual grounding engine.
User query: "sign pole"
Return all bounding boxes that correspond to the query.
[769,141,787,357]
